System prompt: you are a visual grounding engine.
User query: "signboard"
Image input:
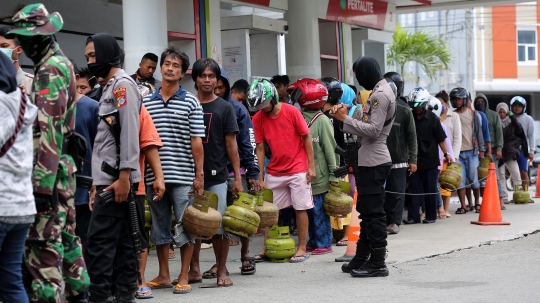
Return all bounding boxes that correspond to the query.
[324,0,396,31]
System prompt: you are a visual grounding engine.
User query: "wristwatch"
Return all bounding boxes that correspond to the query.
[443,152,449,157]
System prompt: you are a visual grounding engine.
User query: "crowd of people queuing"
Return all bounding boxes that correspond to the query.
[0,3,536,303]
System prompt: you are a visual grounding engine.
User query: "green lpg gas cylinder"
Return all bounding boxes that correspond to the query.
[253,189,278,228]
[222,192,260,238]
[478,157,492,180]
[265,225,296,262]
[513,184,530,204]
[323,182,353,216]
[439,163,463,191]
[183,191,222,239]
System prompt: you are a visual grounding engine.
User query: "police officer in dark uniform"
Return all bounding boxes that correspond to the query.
[329,56,396,278]
[84,33,141,303]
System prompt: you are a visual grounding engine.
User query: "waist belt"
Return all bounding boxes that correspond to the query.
[392,163,409,169]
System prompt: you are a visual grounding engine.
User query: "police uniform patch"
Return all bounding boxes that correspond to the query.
[372,99,380,109]
[114,87,127,108]
[38,69,50,88]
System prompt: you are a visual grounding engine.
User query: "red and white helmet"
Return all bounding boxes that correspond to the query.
[287,78,328,109]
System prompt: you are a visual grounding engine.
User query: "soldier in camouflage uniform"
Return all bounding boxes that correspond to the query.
[6,4,89,303]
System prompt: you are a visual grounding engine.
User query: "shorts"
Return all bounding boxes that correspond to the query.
[148,184,194,247]
[517,152,529,171]
[135,195,149,249]
[226,174,249,206]
[205,181,228,235]
[265,172,314,211]
[458,150,480,189]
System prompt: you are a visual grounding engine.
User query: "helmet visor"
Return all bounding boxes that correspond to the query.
[248,98,272,113]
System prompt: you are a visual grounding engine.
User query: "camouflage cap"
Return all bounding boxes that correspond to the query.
[6,3,63,38]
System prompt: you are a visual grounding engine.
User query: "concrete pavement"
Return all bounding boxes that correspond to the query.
[142,192,540,302]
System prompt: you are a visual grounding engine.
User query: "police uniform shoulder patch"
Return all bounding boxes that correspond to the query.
[114,87,127,108]
[372,99,380,109]
[38,69,50,88]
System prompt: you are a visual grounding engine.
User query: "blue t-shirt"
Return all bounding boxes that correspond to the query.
[74,96,99,205]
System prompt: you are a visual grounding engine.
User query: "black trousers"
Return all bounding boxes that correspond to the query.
[75,204,92,255]
[407,166,439,222]
[355,163,392,249]
[384,167,407,226]
[86,186,137,296]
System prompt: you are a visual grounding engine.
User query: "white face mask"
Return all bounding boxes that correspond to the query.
[0,48,15,63]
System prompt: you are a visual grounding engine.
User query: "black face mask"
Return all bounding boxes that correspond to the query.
[474,101,486,112]
[17,35,52,64]
[88,62,112,78]
[87,33,122,78]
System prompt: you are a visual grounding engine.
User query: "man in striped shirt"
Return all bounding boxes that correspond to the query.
[142,46,205,295]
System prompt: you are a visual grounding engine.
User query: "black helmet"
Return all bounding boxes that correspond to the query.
[319,76,343,105]
[384,71,403,98]
[449,87,469,109]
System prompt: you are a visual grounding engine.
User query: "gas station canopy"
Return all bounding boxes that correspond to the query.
[386,0,526,13]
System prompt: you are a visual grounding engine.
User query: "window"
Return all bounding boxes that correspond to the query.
[518,29,537,64]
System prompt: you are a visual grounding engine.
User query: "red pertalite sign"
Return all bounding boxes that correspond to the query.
[326,0,391,30]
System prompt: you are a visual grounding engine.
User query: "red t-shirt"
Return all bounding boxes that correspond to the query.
[253,103,309,176]
[137,105,163,195]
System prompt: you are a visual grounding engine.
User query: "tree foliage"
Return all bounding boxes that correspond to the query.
[388,24,452,81]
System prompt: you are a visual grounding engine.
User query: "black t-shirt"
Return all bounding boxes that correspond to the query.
[413,110,447,170]
[201,97,239,185]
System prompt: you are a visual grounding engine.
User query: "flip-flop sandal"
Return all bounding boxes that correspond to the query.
[136,287,154,299]
[465,205,475,212]
[173,284,192,294]
[169,249,176,259]
[240,257,256,275]
[147,281,173,289]
[229,239,240,246]
[501,205,506,210]
[253,253,269,263]
[289,254,310,263]
[202,264,229,279]
[172,278,202,285]
[474,204,481,213]
[200,278,234,288]
[311,248,332,255]
[336,240,348,246]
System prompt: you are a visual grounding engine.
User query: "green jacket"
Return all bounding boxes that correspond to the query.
[475,93,503,151]
[302,110,340,195]
[386,102,418,164]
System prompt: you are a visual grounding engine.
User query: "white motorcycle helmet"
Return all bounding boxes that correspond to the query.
[408,87,431,109]
[429,95,443,118]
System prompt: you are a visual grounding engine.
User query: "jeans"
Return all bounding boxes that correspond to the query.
[148,184,194,247]
[0,222,30,303]
[458,150,480,189]
[205,182,228,235]
[491,154,504,198]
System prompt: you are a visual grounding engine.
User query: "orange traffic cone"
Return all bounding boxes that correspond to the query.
[471,162,510,225]
[335,191,360,262]
[534,164,540,198]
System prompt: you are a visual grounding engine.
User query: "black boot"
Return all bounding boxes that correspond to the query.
[350,247,389,277]
[88,290,110,303]
[114,285,137,303]
[341,242,371,273]
[67,292,89,303]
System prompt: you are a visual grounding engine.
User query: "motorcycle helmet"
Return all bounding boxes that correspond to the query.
[287,78,328,110]
[408,87,431,109]
[428,95,443,118]
[449,87,469,109]
[383,71,404,98]
[319,76,343,105]
[510,96,527,113]
[246,79,279,112]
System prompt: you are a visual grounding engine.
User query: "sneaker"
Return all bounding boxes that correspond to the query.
[201,243,213,250]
